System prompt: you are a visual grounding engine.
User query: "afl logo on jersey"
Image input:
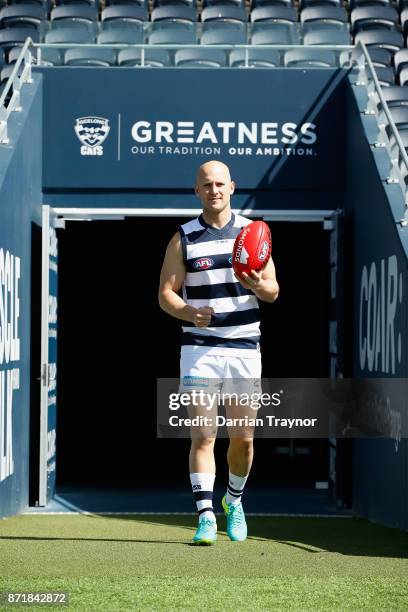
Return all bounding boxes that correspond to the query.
[258,241,269,261]
[193,257,214,270]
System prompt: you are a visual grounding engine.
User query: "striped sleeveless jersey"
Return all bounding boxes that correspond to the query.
[179,212,261,356]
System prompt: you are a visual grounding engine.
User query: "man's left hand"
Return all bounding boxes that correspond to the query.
[235,270,263,291]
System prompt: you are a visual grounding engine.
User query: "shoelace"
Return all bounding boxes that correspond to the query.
[229,504,244,527]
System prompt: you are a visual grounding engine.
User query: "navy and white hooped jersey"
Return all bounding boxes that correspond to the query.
[179,212,261,356]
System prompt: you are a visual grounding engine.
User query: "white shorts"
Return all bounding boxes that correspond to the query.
[180,346,262,395]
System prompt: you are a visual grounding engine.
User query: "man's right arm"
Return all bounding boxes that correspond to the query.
[158,232,213,328]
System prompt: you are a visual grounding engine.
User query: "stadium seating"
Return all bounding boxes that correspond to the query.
[117,47,170,66]
[64,46,116,65]
[201,22,246,44]
[97,25,143,44]
[230,47,281,66]
[0,0,407,95]
[101,5,148,23]
[174,47,226,66]
[300,6,348,25]
[148,22,197,44]
[201,5,247,23]
[284,48,337,67]
[250,6,297,24]
[381,85,408,106]
[251,22,300,44]
[151,5,196,22]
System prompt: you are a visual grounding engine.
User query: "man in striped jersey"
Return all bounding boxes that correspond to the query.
[159,160,279,545]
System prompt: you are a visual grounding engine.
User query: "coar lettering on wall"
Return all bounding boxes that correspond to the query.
[359,255,404,374]
[0,248,21,483]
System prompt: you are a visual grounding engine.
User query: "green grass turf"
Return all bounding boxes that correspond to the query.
[0,515,407,610]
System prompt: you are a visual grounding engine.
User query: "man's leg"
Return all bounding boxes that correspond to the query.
[189,438,217,545]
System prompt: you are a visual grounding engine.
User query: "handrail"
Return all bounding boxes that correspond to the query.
[355,40,408,206]
[0,37,34,144]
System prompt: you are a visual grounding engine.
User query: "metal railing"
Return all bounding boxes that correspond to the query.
[0,37,34,144]
[353,41,408,213]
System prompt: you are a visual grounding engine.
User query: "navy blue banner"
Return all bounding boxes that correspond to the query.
[39,67,346,191]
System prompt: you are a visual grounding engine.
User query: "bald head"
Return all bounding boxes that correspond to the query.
[196,160,231,186]
[195,160,235,219]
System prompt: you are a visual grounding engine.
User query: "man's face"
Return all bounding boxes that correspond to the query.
[195,164,235,215]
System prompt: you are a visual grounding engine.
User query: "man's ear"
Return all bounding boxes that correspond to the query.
[194,185,200,198]
[230,180,236,195]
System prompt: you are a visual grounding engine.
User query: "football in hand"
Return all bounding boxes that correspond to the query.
[232,221,272,278]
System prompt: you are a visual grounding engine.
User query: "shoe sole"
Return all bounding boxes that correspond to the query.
[192,538,216,546]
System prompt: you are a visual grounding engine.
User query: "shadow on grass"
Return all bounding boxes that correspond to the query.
[102,514,408,558]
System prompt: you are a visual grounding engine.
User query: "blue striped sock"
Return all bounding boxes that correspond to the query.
[226,471,248,506]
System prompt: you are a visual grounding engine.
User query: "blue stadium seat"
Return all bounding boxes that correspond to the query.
[1,62,23,81]
[366,46,392,66]
[0,27,39,49]
[9,0,51,10]
[175,47,226,66]
[101,5,148,23]
[105,0,145,6]
[349,0,392,10]
[201,21,246,43]
[299,0,343,10]
[251,22,300,44]
[97,24,143,43]
[354,29,404,52]
[153,0,195,8]
[381,86,408,107]
[151,5,196,22]
[51,4,98,24]
[64,46,116,65]
[350,6,399,35]
[35,46,63,64]
[393,49,408,77]
[300,6,347,25]
[0,48,5,66]
[0,4,47,29]
[202,0,244,7]
[117,47,171,66]
[148,22,197,43]
[399,66,408,86]
[374,65,395,85]
[201,5,247,23]
[229,47,280,66]
[303,23,351,44]
[252,0,294,8]
[284,47,336,66]
[45,26,94,42]
[250,6,297,23]
[399,9,408,38]
[388,106,408,130]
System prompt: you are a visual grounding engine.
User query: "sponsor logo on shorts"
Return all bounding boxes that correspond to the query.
[193,257,214,270]
[183,376,209,387]
[258,241,269,261]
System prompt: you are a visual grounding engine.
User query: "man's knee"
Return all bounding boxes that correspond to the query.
[229,438,254,453]
[191,437,216,451]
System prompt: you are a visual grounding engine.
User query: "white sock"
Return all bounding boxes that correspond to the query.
[190,472,216,520]
[226,471,248,506]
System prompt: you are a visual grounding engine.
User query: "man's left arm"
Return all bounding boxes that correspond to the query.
[237,257,279,303]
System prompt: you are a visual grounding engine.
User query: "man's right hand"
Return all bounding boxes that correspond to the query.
[193,307,214,328]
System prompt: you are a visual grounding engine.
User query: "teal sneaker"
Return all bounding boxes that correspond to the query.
[222,495,247,542]
[192,515,217,545]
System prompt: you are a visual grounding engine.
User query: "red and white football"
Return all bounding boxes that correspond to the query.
[232,221,272,278]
